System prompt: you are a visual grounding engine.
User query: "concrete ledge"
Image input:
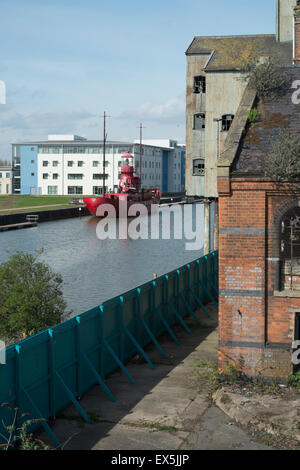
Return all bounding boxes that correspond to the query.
[213,387,300,447]
[274,289,300,298]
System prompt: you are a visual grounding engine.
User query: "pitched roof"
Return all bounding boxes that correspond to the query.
[185,35,292,71]
[224,66,300,177]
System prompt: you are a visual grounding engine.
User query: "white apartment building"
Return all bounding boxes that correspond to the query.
[0,166,12,195]
[12,135,185,196]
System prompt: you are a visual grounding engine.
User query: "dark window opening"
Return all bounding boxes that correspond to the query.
[68,186,83,195]
[222,114,234,132]
[93,174,108,180]
[294,313,300,372]
[193,113,205,130]
[93,186,106,195]
[280,207,300,291]
[193,76,206,94]
[193,158,205,176]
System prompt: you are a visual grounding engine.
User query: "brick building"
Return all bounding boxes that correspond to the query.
[185,0,296,199]
[217,3,300,379]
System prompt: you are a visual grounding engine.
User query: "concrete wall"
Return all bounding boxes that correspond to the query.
[185,54,248,198]
[185,54,208,197]
[277,0,297,42]
[204,72,248,197]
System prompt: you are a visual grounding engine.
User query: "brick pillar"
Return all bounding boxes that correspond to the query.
[294,3,300,65]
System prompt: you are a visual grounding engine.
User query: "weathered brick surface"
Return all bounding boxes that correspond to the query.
[218,177,300,378]
[219,346,293,378]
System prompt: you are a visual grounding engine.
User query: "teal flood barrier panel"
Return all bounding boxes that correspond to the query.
[0,251,218,448]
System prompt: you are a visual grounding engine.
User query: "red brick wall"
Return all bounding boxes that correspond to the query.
[218,177,300,378]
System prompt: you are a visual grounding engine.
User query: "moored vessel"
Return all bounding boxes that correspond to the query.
[83,150,161,217]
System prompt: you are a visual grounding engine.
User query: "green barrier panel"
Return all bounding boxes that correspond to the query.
[0,251,218,449]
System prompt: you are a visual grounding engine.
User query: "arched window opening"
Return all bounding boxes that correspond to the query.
[222,114,234,132]
[280,207,300,290]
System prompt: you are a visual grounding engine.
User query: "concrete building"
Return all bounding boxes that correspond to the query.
[0,165,12,195]
[12,136,185,196]
[277,0,298,42]
[185,0,296,199]
[217,3,300,379]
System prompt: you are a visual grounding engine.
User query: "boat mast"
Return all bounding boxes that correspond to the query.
[138,123,145,180]
[102,111,109,195]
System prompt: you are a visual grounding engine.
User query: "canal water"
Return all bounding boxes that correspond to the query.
[0,204,206,317]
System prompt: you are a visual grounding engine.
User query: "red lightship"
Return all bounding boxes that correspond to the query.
[83,150,161,217]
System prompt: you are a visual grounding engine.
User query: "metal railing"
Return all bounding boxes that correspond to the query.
[0,251,218,448]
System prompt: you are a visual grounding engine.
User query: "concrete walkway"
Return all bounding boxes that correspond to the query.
[38,303,271,450]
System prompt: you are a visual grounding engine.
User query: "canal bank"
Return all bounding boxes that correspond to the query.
[0,206,89,227]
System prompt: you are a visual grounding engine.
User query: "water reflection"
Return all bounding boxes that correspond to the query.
[0,205,204,316]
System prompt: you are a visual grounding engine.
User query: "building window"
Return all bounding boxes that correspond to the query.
[53,161,59,167]
[194,75,206,94]
[67,161,74,167]
[193,113,205,130]
[93,174,108,180]
[68,174,83,180]
[93,161,99,167]
[78,161,84,167]
[31,173,35,176]
[280,207,300,291]
[93,186,103,194]
[48,186,58,195]
[68,186,83,195]
[43,161,48,167]
[43,173,48,179]
[53,173,58,180]
[193,158,205,176]
[31,160,34,164]
[222,114,234,131]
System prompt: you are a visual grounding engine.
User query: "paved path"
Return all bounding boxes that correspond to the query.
[38,303,271,450]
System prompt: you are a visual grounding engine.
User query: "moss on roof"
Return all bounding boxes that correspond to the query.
[231,67,300,176]
[186,35,292,71]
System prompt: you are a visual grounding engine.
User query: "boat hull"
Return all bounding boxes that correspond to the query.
[83,193,159,217]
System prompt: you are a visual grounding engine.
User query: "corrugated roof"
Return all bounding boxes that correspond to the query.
[186,35,293,71]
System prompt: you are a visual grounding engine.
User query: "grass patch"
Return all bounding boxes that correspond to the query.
[56,410,102,428]
[191,360,220,398]
[0,195,90,214]
[220,393,232,405]
[137,420,177,434]
[0,195,73,210]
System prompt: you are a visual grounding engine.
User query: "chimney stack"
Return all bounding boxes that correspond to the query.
[294,1,300,64]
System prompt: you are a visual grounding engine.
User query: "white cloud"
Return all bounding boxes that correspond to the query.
[117,95,185,124]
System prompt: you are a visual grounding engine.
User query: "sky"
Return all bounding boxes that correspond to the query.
[0,0,276,159]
